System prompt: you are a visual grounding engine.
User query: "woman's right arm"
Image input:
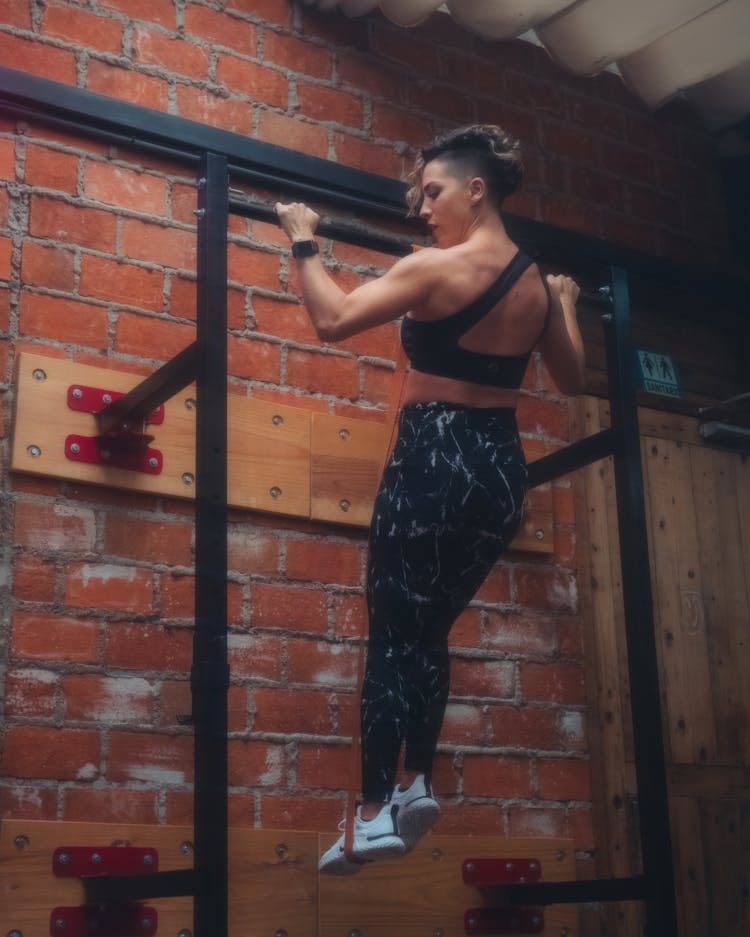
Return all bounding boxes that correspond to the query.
[536,274,585,396]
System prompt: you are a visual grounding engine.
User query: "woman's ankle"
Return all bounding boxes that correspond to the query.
[359,800,384,821]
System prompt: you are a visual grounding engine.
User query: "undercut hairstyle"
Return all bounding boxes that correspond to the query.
[406,124,524,216]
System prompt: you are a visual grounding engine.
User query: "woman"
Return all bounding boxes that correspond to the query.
[275,124,584,874]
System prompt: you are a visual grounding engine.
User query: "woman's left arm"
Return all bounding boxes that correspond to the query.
[536,274,586,396]
[275,201,436,341]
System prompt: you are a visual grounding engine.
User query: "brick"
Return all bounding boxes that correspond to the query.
[0,236,11,280]
[64,788,158,823]
[99,0,176,26]
[228,633,283,682]
[296,82,363,129]
[20,292,107,348]
[361,362,391,405]
[489,704,563,751]
[176,85,255,135]
[228,243,282,290]
[337,53,405,105]
[86,59,169,111]
[228,739,285,786]
[4,668,59,718]
[601,138,656,187]
[474,563,511,605]
[105,623,192,672]
[536,758,591,801]
[508,804,566,838]
[253,687,331,735]
[451,657,515,700]
[287,637,358,689]
[539,192,600,238]
[568,165,625,211]
[82,256,165,312]
[260,794,342,831]
[295,742,350,790]
[262,31,332,80]
[462,754,532,798]
[108,731,193,784]
[114,311,194,359]
[505,71,564,116]
[121,218,197,271]
[2,726,100,781]
[20,240,75,291]
[256,111,329,161]
[64,674,153,724]
[407,80,473,125]
[515,568,578,612]
[169,276,198,322]
[485,610,558,656]
[24,143,78,193]
[43,2,124,52]
[0,188,9,226]
[441,702,484,745]
[286,538,362,587]
[437,801,503,836]
[225,528,277,577]
[521,663,585,705]
[132,27,210,80]
[14,499,97,552]
[160,572,194,619]
[0,0,32,27]
[11,611,100,664]
[0,33,77,86]
[30,195,118,252]
[448,607,483,649]
[0,785,58,820]
[228,333,282,384]
[567,93,627,140]
[65,563,154,614]
[250,582,327,633]
[104,515,193,566]
[252,295,319,345]
[216,55,288,108]
[566,805,595,848]
[372,24,438,78]
[84,160,167,215]
[540,121,599,165]
[286,349,359,399]
[331,592,366,639]
[628,184,684,229]
[602,212,658,255]
[184,4,257,56]
[332,131,403,178]
[13,554,57,602]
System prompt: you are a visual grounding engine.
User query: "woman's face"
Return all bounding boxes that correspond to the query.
[418,157,479,247]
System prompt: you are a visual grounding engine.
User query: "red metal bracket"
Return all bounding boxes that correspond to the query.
[67,384,164,424]
[50,905,158,937]
[462,858,542,886]
[65,434,163,474]
[464,908,544,935]
[53,846,159,877]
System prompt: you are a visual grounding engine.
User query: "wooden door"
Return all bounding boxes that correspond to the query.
[574,397,750,937]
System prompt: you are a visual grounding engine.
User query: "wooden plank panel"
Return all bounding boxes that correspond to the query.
[319,833,578,937]
[690,446,750,766]
[669,797,710,937]
[699,798,750,936]
[642,437,717,765]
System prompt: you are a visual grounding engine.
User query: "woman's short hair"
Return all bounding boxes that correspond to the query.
[406,124,524,216]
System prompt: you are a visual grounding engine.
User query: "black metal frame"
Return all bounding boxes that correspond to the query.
[1,66,693,937]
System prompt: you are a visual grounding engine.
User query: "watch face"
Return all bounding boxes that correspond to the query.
[292,240,319,258]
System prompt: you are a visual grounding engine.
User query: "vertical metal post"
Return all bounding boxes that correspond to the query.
[605,266,679,937]
[192,152,229,937]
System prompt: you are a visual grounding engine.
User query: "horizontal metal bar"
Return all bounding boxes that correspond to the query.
[229,196,415,257]
[501,875,648,906]
[95,342,198,435]
[526,428,615,488]
[83,868,197,902]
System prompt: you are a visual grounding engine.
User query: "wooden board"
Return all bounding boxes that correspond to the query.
[1,820,578,937]
[11,352,555,551]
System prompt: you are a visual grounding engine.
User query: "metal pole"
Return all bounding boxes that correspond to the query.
[192,152,230,937]
[605,266,679,937]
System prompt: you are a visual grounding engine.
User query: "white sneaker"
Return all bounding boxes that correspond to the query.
[390,775,440,851]
[318,802,405,875]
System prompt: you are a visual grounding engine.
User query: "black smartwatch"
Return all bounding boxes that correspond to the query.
[291,239,319,259]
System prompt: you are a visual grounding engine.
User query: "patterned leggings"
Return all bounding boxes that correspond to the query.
[361,402,528,802]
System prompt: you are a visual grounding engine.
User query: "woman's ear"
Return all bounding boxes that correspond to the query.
[468,175,486,205]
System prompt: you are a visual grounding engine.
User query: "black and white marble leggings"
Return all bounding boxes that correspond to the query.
[361,402,528,802]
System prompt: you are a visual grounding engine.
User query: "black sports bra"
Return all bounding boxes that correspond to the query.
[400,250,551,389]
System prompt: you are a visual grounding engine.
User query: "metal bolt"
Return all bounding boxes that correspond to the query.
[102,394,112,405]
[180,841,194,855]
[72,387,83,398]
[601,312,613,324]
[178,930,192,937]
[598,285,611,298]
[531,917,541,927]
[143,853,155,865]
[467,917,477,930]
[33,369,46,381]
[560,929,568,937]
[184,398,196,410]
[197,177,206,188]
[54,918,66,931]
[57,852,70,865]
[272,414,283,426]
[434,929,445,937]
[506,861,514,871]
[194,208,206,218]
[270,486,281,499]
[348,930,360,937]
[91,853,102,864]
[148,457,159,468]
[529,861,538,871]
[141,917,153,930]
[182,472,194,485]
[556,850,566,862]
[13,834,29,850]
[338,427,350,440]
[431,848,443,862]
[339,499,350,512]
[8,930,24,937]
[275,843,288,859]
[27,445,41,457]
[274,931,288,937]
[70,443,81,454]
[465,861,474,872]
[535,529,545,540]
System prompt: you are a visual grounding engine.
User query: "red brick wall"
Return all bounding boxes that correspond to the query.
[0,0,734,868]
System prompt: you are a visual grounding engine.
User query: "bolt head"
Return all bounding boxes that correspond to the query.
[57,853,70,865]
[72,387,83,398]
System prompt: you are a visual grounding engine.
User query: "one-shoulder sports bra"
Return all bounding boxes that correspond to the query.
[400,250,551,390]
